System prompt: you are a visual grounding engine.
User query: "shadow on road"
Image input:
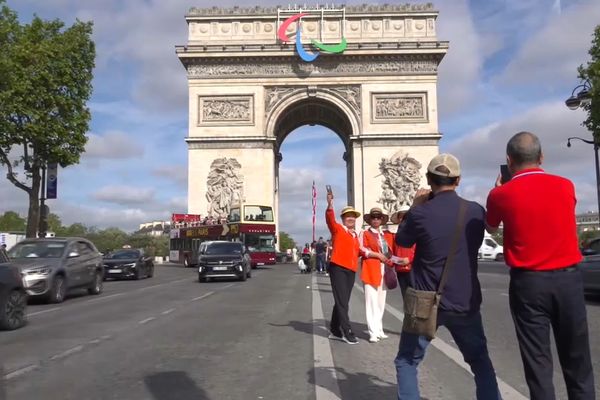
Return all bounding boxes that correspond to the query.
[308,367,430,400]
[145,371,210,400]
[269,320,330,338]
[584,293,600,306]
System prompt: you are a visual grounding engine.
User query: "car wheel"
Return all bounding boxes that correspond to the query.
[147,266,154,278]
[0,290,27,330]
[247,266,252,279]
[239,270,247,282]
[495,253,504,262]
[198,274,205,283]
[134,267,141,280]
[88,271,103,295]
[48,275,67,304]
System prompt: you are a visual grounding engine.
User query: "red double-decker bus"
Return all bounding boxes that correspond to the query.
[169,205,276,268]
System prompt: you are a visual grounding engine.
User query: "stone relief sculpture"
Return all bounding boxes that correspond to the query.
[265,87,297,114]
[375,96,424,119]
[202,98,251,122]
[206,158,244,218]
[377,151,422,214]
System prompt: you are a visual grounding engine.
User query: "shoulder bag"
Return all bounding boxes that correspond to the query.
[401,199,467,340]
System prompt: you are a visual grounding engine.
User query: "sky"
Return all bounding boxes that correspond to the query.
[1,0,599,245]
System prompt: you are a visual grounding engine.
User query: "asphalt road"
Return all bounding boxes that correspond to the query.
[0,262,598,399]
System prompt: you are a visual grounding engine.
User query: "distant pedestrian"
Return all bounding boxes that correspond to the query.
[325,188,366,345]
[395,154,500,400]
[0,244,9,264]
[359,207,392,343]
[316,237,327,274]
[486,132,595,400]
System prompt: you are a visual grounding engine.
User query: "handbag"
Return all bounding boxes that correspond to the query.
[384,265,398,290]
[401,199,467,340]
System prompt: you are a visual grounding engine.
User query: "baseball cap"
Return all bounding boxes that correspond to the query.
[427,153,461,178]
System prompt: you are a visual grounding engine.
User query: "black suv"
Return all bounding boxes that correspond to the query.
[197,241,251,283]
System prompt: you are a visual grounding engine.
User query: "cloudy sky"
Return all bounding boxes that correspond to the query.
[2,0,599,245]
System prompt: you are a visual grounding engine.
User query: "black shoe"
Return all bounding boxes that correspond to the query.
[328,329,344,341]
[342,331,359,345]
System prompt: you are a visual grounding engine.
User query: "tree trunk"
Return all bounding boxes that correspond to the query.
[26,167,41,238]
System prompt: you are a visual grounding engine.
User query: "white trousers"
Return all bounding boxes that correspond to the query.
[364,265,387,339]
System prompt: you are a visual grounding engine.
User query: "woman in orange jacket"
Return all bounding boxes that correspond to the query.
[359,207,393,343]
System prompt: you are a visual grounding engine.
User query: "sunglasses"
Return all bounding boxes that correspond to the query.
[371,215,383,220]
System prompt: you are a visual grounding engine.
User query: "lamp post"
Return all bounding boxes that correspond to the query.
[565,80,598,228]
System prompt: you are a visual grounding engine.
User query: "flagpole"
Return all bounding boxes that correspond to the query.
[312,181,316,243]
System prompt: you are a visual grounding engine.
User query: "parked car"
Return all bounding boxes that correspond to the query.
[197,241,251,282]
[0,264,27,330]
[103,249,154,280]
[6,238,104,303]
[579,238,600,293]
[478,234,504,261]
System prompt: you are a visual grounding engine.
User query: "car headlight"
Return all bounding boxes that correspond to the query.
[25,267,52,276]
[123,263,136,268]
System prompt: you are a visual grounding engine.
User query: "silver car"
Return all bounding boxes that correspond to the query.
[6,238,104,303]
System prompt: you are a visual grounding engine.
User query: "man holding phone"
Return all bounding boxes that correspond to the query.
[486,132,595,400]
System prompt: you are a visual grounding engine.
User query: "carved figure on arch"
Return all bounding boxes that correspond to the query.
[377,151,422,215]
[206,158,244,218]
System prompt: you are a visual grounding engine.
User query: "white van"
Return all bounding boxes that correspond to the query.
[479,234,504,261]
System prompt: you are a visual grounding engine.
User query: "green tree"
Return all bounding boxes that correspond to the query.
[578,25,600,140]
[47,213,62,234]
[0,1,95,237]
[278,231,297,251]
[0,211,26,231]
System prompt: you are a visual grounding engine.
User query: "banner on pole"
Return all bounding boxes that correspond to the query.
[46,163,58,199]
[312,181,317,242]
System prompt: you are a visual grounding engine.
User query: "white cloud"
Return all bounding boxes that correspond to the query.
[497,0,600,88]
[85,131,143,160]
[92,185,156,206]
[447,101,596,212]
[152,165,187,188]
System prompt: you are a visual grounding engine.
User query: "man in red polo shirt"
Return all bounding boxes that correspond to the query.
[486,131,595,400]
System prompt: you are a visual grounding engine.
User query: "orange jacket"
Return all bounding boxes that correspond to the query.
[384,230,415,272]
[326,208,361,272]
[360,229,386,287]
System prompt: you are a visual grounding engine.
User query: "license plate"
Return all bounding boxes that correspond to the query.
[213,266,228,271]
[257,263,265,266]
[108,269,122,273]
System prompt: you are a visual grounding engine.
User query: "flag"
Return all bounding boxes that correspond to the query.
[312,180,317,242]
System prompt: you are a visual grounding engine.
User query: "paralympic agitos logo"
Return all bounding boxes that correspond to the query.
[278,13,348,62]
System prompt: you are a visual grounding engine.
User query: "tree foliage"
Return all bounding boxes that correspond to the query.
[278,231,297,251]
[578,25,600,140]
[0,0,95,237]
[0,211,26,231]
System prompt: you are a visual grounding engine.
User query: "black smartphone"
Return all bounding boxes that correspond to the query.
[326,185,332,194]
[500,164,512,184]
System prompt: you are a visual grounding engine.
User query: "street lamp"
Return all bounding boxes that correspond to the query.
[566,79,598,228]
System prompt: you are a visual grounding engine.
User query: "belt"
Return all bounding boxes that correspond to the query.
[510,265,578,274]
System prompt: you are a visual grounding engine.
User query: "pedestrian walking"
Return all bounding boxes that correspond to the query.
[316,237,327,274]
[325,188,373,345]
[486,132,595,400]
[394,153,501,400]
[360,207,393,343]
[0,244,9,264]
[389,205,414,297]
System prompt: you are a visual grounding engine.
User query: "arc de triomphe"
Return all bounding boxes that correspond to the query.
[176,4,448,228]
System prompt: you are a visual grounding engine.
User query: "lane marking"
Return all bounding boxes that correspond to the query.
[161,308,175,315]
[27,307,61,317]
[501,293,509,297]
[138,317,156,325]
[50,345,84,361]
[191,292,214,301]
[84,293,125,303]
[354,283,527,400]
[313,274,343,400]
[222,283,236,289]
[4,364,39,380]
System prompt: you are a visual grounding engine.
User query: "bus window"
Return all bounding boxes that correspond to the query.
[243,206,274,222]
[229,207,241,222]
[245,234,276,252]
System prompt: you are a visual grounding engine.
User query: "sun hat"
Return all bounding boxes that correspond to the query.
[390,205,411,224]
[364,207,389,225]
[340,206,361,218]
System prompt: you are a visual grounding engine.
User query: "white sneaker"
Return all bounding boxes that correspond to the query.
[369,336,379,343]
[379,333,389,339]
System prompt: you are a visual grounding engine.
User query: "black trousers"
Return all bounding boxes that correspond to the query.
[509,266,595,400]
[329,263,356,335]
[397,271,410,298]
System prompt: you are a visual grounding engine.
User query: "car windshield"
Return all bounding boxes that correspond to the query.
[7,242,66,259]
[205,243,242,255]
[106,250,140,259]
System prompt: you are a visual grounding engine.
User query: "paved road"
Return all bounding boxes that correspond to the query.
[0,262,598,399]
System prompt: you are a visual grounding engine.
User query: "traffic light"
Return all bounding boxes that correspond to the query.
[38,204,49,238]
